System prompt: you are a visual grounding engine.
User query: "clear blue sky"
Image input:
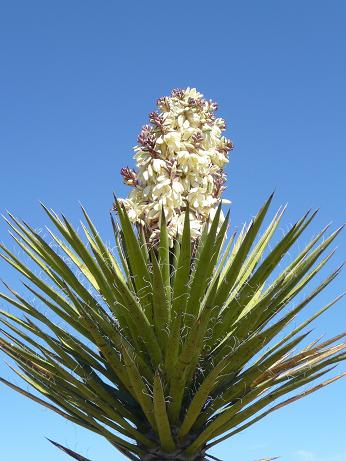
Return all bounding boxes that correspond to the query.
[0,1,345,460]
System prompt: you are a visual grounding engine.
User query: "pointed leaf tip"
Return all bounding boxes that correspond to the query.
[47,439,93,461]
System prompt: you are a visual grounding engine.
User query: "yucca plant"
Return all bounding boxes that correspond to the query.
[0,88,345,461]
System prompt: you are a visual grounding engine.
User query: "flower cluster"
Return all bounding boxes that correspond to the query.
[118,87,233,242]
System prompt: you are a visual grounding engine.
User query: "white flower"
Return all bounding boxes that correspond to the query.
[152,158,166,173]
[172,179,184,194]
[118,88,233,243]
[171,212,202,240]
[118,198,142,222]
[164,131,181,153]
[152,179,171,200]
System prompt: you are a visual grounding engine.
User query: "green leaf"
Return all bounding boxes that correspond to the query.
[151,251,169,351]
[153,372,176,452]
[114,199,152,318]
[159,208,172,305]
